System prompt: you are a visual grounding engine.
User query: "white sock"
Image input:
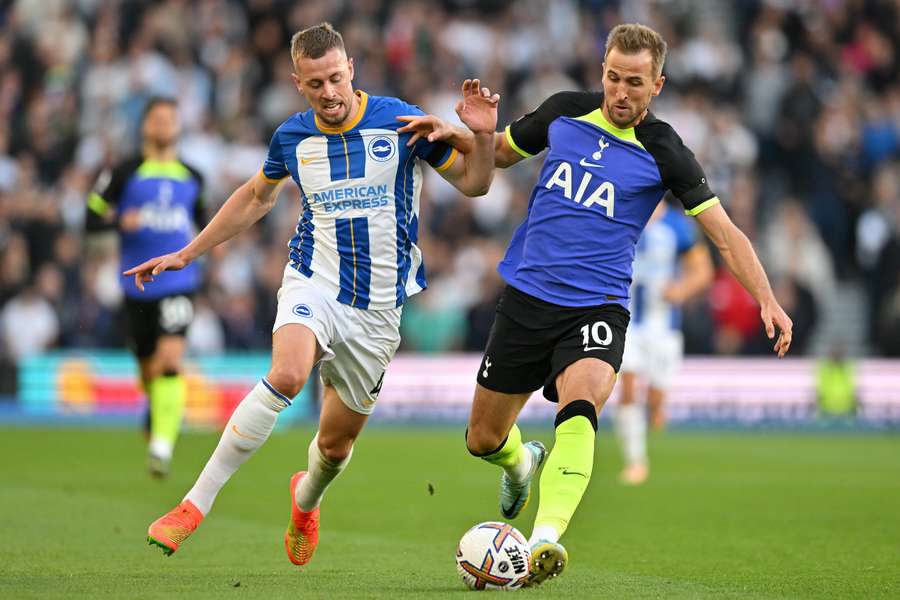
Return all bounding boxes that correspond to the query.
[507,445,533,482]
[615,403,647,467]
[185,380,289,515]
[148,436,173,461]
[530,524,560,545]
[295,433,353,511]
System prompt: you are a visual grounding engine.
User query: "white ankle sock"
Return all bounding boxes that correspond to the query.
[148,436,173,461]
[615,403,647,467]
[530,524,560,544]
[185,380,289,515]
[295,433,353,511]
[507,445,533,482]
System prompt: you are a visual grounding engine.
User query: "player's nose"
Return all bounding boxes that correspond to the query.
[321,82,338,99]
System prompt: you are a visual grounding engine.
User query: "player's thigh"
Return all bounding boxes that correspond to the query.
[618,370,639,406]
[319,306,401,416]
[466,384,531,453]
[647,330,684,389]
[554,358,617,412]
[270,267,335,395]
[269,323,321,396]
[317,382,368,461]
[124,297,161,362]
[620,327,648,377]
[153,334,187,372]
[475,289,556,396]
[545,303,630,405]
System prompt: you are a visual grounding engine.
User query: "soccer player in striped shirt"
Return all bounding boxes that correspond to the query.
[127,22,499,564]
[616,200,714,485]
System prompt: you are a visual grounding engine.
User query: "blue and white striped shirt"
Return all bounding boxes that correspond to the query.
[262,91,457,310]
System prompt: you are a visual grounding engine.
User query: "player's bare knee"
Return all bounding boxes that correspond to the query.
[465,425,505,457]
[316,433,352,464]
[156,357,182,376]
[266,367,307,398]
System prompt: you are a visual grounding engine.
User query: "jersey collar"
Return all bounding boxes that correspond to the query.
[314,90,369,134]
[576,105,645,149]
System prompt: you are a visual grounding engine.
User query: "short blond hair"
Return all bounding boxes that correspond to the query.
[604,23,667,77]
[290,22,345,63]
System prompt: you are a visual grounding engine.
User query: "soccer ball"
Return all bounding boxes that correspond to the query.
[455,522,531,591]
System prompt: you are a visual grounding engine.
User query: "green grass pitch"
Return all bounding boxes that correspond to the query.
[1,426,898,598]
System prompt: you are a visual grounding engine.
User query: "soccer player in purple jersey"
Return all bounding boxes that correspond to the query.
[401,23,793,585]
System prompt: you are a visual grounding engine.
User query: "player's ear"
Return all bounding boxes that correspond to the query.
[291,71,303,93]
[347,57,354,81]
[652,74,665,97]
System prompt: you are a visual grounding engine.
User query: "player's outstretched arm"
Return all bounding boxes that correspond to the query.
[123,171,284,291]
[396,79,525,171]
[397,79,498,196]
[695,203,793,357]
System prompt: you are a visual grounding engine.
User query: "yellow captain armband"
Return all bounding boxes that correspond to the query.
[684,197,720,216]
[259,169,288,185]
[434,148,459,173]
[87,192,110,216]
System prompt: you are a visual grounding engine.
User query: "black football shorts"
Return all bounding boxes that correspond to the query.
[476,285,629,402]
[124,294,195,358]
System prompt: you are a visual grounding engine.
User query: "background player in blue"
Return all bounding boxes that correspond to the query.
[86,97,204,478]
[125,23,499,564]
[401,22,794,586]
[616,200,714,486]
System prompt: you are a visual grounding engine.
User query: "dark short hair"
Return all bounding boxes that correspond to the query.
[604,23,668,77]
[291,22,345,63]
[142,96,178,121]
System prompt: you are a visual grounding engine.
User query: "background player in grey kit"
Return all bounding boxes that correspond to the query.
[400,22,793,586]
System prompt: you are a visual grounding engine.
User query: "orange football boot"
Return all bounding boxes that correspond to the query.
[284,471,320,565]
[147,499,203,556]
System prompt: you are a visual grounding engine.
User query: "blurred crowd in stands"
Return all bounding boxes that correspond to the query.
[1,0,900,392]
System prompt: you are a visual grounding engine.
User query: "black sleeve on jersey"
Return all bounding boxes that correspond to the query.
[183,161,207,229]
[422,140,454,168]
[635,119,715,212]
[507,91,604,156]
[85,157,141,233]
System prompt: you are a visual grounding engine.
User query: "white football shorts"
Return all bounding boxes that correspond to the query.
[620,326,684,390]
[273,265,402,415]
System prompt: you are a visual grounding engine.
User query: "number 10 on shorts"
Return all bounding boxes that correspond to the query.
[581,321,612,351]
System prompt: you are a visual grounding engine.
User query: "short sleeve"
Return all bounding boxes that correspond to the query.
[636,121,718,216]
[85,159,137,232]
[184,162,207,229]
[401,103,456,171]
[261,128,290,183]
[506,91,602,158]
